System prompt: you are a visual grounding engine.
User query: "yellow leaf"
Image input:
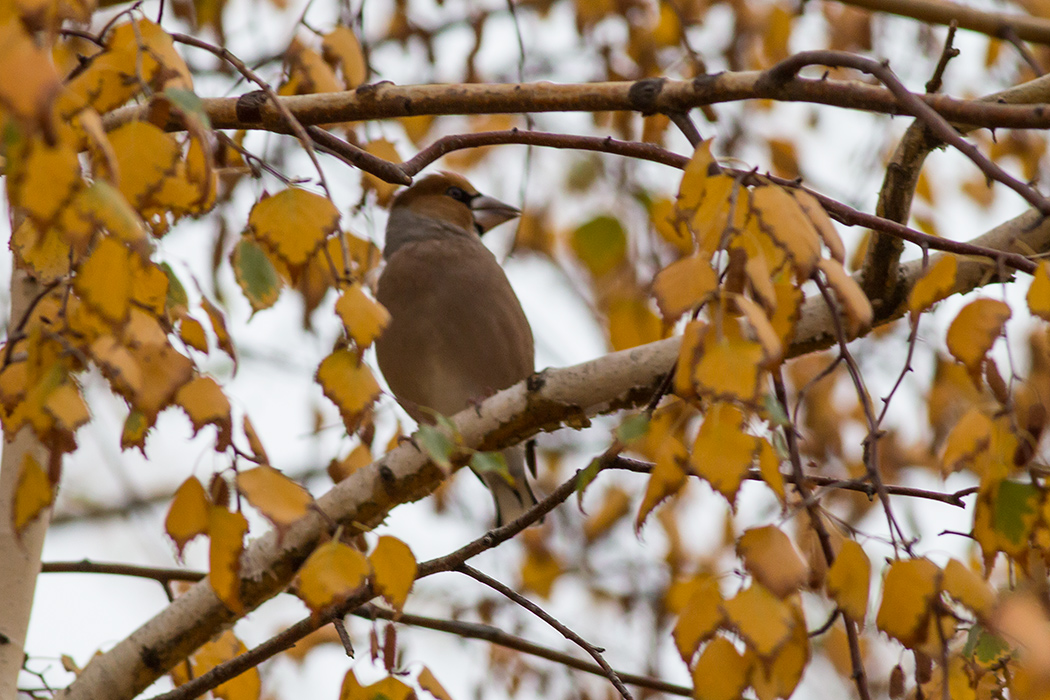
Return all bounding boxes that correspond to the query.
[13,453,54,532]
[676,140,716,213]
[369,535,416,611]
[607,296,662,351]
[166,476,209,558]
[940,407,992,474]
[178,316,209,353]
[1028,261,1050,322]
[690,403,756,504]
[107,121,182,215]
[328,444,372,483]
[636,437,688,530]
[322,26,368,88]
[792,189,845,263]
[673,320,705,399]
[738,525,809,598]
[237,465,313,535]
[722,583,795,657]
[176,376,232,450]
[756,438,785,501]
[692,637,750,700]
[133,343,195,421]
[242,415,269,464]
[280,38,342,95]
[672,574,723,662]
[747,603,809,700]
[0,21,60,124]
[173,630,260,700]
[361,139,402,205]
[908,255,958,318]
[691,175,743,258]
[749,184,821,278]
[825,539,870,623]
[520,529,564,598]
[946,298,1011,376]
[44,381,90,433]
[817,259,873,337]
[297,539,370,614]
[7,138,82,227]
[875,558,941,648]
[653,255,717,320]
[208,504,248,613]
[74,236,132,324]
[316,349,381,433]
[693,322,766,402]
[336,282,390,349]
[734,294,784,364]
[942,558,995,618]
[341,675,413,700]
[650,197,692,254]
[417,667,453,700]
[583,486,631,541]
[248,188,340,271]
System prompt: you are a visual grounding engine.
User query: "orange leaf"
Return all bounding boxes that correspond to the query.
[208,504,248,613]
[297,539,370,615]
[756,438,785,501]
[607,296,662,351]
[13,453,54,532]
[738,525,809,598]
[242,415,269,464]
[166,477,210,559]
[178,316,209,353]
[946,298,1011,375]
[1028,261,1050,322]
[693,322,766,402]
[237,465,313,535]
[369,535,417,612]
[792,189,845,263]
[825,539,871,623]
[940,407,992,474]
[583,485,631,541]
[908,255,958,319]
[0,22,60,124]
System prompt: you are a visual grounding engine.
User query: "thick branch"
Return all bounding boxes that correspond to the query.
[833,0,1050,45]
[104,73,1050,138]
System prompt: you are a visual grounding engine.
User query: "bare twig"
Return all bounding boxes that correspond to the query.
[457,564,635,700]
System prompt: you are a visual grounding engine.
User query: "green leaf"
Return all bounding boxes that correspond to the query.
[469,451,512,485]
[161,262,188,317]
[570,215,627,277]
[764,393,790,427]
[616,413,650,444]
[963,624,1011,666]
[575,458,602,508]
[993,480,1039,547]
[416,425,453,469]
[231,238,282,313]
[163,87,212,129]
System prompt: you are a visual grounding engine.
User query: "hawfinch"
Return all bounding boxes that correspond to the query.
[375,172,538,526]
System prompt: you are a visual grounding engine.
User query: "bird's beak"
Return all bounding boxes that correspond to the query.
[471,195,520,234]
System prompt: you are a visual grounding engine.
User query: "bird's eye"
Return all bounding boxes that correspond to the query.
[446,186,473,204]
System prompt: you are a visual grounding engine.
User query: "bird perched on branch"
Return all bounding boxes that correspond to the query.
[375,172,538,526]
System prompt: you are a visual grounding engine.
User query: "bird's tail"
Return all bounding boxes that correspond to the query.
[477,445,539,527]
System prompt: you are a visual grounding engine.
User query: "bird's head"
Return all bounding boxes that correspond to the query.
[384,172,520,257]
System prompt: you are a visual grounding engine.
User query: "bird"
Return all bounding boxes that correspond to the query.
[375,172,538,526]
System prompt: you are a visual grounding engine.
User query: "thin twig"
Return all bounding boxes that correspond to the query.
[925,22,959,94]
[765,51,1050,216]
[457,564,635,700]
[355,604,690,696]
[772,370,872,700]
